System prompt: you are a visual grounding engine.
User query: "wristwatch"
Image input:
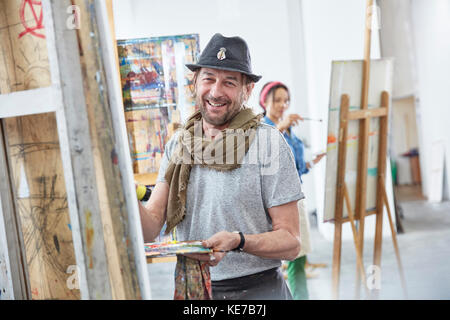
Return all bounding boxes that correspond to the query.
[232,231,245,252]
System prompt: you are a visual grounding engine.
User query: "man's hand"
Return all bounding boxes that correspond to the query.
[183,231,240,267]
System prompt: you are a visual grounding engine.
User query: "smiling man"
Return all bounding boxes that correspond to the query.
[138,33,304,300]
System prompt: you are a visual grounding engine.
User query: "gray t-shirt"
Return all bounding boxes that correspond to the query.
[156,123,304,281]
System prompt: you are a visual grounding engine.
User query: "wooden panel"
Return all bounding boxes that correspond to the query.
[3,113,80,300]
[0,0,79,300]
[0,119,30,300]
[70,0,141,299]
[101,0,152,298]
[0,0,51,94]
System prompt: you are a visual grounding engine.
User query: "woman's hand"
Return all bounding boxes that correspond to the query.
[313,152,326,164]
[306,152,326,169]
[277,114,303,132]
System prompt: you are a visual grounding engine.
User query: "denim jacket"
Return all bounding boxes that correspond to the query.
[262,116,309,182]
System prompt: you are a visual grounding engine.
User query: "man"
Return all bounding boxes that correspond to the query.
[139,33,304,300]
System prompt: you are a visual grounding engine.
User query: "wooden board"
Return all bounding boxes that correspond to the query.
[3,113,80,300]
[0,0,79,300]
[324,59,393,222]
[70,0,141,299]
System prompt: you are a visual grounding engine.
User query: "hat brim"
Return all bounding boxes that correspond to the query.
[185,63,262,83]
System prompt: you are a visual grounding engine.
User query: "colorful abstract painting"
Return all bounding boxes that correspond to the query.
[117,34,200,175]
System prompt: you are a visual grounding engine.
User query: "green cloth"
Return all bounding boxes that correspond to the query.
[286,255,309,300]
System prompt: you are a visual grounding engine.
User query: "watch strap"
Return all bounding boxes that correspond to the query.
[232,231,245,252]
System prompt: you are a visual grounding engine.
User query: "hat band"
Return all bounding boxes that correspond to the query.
[259,81,284,109]
[190,58,253,74]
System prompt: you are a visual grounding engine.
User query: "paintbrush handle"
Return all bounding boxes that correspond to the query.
[302,117,323,122]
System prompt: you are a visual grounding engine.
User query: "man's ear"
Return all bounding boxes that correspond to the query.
[245,82,255,100]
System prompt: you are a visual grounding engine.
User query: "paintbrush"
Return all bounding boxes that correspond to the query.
[302,117,323,122]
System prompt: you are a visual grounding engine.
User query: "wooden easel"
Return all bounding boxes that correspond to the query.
[331,0,407,300]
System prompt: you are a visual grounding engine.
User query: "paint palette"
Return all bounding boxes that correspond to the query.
[144,240,212,257]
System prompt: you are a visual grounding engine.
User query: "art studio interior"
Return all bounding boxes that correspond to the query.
[0,0,449,301]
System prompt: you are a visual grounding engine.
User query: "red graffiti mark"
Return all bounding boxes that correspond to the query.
[18,0,45,39]
[31,287,39,297]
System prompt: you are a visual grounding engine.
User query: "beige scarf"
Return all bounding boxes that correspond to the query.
[164,108,262,234]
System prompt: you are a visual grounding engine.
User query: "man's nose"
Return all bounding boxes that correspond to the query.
[209,82,224,98]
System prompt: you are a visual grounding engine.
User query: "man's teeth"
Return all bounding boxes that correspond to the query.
[208,101,226,107]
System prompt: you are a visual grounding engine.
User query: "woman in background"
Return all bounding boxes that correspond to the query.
[259,81,325,300]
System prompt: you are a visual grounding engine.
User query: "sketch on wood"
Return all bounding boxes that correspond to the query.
[4,114,80,300]
[0,0,79,300]
[324,59,393,222]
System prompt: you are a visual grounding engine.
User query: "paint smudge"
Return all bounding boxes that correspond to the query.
[368,167,378,177]
[85,210,94,269]
[327,134,337,144]
[67,223,72,231]
[111,149,118,165]
[31,287,39,298]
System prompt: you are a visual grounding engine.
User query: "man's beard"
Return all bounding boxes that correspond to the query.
[197,90,247,126]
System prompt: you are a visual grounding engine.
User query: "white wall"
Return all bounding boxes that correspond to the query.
[113,0,396,242]
[112,0,315,220]
[112,0,305,114]
[411,0,450,201]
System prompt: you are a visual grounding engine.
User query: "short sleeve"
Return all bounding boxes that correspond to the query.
[260,127,304,208]
[156,148,170,183]
[156,132,180,183]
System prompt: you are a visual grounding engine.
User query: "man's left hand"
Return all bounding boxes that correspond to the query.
[183,231,240,266]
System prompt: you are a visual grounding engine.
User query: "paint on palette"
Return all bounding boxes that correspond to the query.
[144,241,212,258]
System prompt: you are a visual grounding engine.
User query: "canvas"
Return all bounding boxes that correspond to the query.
[324,59,393,222]
[117,34,200,175]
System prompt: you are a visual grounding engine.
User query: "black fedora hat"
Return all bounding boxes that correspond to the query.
[186,33,262,83]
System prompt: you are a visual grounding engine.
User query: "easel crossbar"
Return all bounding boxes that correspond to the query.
[347,107,387,120]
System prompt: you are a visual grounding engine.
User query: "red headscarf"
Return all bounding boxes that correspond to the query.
[259,81,286,109]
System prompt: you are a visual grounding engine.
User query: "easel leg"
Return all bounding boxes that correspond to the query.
[355,215,366,299]
[331,94,350,300]
[332,220,342,300]
[372,91,390,300]
[381,178,408,299]
[343,184,369,298]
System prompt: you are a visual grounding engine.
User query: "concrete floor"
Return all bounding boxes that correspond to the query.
[147,186,450,300]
